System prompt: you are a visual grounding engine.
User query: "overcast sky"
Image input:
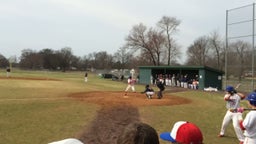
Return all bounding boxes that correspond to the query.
[1,0,256,62]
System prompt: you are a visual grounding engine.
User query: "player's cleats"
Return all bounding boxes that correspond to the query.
[218,134,224,137]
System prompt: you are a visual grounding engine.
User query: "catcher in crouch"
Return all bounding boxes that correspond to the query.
[141,84,155,99]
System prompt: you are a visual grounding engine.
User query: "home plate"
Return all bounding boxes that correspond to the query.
[123,95,129,98]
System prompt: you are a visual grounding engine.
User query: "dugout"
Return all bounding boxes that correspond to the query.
[138,66,224,90]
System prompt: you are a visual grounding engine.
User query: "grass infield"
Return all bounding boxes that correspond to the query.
[0,69,248,144]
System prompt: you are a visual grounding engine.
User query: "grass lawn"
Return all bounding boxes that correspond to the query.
[0,69,249,144]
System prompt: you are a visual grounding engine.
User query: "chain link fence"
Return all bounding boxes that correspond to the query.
[225,3,256,92]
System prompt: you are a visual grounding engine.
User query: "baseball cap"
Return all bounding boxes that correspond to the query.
[48,138,84,144]
[225,86,234,92]
[160,121,203,144]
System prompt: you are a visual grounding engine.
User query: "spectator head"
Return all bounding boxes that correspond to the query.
[160,121,203,144]
[117,122,159,144]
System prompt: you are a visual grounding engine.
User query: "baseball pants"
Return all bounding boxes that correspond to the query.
[220,110,245,142]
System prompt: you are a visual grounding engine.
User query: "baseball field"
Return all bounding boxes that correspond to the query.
[0,69,248,144]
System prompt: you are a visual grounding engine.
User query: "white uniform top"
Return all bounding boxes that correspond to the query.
[128,78,135,85]
[224,94,241,109]
[243,111,256,138]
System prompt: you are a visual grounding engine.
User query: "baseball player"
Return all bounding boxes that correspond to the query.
[84,72,88,82]
[237,91,256,144]
[156,78,165,99]
[141,84,155,99]
[218,86,245,144]
[124,76,136,95]
[6,67,11,77]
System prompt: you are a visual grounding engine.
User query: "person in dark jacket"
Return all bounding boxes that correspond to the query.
[156,79,165,99]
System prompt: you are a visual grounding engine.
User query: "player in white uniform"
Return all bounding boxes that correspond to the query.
[124,76,136,95]
[218,86,245,144]
[237,92,256,144]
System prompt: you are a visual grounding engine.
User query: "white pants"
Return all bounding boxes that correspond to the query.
[183,82,188,88]
[180,82,184,87]
[84,77,88,82]
[125,84,135,92]
[192,84,197,89]
[220,110,245,142]
[244,137,256,144]
[6,72,10,77]
[146,91,154,96]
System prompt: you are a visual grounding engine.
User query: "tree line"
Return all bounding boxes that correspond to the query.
[0,16,254,78]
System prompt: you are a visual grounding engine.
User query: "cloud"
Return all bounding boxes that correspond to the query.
[48,0,140,29]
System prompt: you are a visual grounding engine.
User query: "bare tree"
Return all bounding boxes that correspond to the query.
[208,30,225,70]
[163,38,181,64]
[126,23,158,65]
[186,36,209,65]
[229,40,251,81]
[147,28,166,65]
[113,46,133,70]
[39,48,59,70]
[0,54,9,68]
[126,23,166,66]
[158,16,181,65]
[58,47,74,72]
[79,56,88,71]
[19,49,43,69]
[91,51,113,69]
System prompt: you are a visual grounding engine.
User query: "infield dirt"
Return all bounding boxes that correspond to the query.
[69,90,191,144]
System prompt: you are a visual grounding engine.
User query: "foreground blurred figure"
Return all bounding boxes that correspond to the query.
[238,92,256,144]
[116,122,159,144]
[48,138,83,144]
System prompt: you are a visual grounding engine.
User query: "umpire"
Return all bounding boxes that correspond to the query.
[156,79,165,99]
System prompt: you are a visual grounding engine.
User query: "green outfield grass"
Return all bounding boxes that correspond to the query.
[0,69,249,144]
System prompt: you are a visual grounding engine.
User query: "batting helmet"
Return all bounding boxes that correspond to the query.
[246,92,256,106]
[225,86,235,92]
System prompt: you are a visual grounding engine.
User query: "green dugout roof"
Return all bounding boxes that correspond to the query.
[138,65,224,90]
[139,65,224,74]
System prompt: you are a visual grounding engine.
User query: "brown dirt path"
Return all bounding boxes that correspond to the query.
[0,76,60,81]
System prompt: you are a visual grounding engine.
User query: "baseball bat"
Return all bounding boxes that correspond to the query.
[243,108,256,111]
[229,108,256,112]
[235,83,241,90]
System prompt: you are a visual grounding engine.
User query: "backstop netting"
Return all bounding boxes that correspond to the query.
[226,3,256,92]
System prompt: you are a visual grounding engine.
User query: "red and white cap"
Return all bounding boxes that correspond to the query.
[160,121,203,144]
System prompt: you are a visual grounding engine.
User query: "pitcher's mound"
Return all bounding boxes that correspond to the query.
[69,91,191,107]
